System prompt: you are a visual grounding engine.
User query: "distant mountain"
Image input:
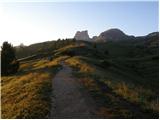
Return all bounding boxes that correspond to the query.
[74,28,158,43]
[145,32,159,48]
[15,28,158,59]
[74,30,91,41]
[95,28,135,42]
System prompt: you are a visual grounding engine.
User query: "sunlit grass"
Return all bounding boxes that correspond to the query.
[65,56,95,73]
[1,56,64,118]
[105,79,158,112]
[2,72,51,118]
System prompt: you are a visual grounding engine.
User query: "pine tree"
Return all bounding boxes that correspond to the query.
[1,41,19,76]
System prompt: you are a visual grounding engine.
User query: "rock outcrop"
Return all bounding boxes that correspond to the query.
[74,30,90,41]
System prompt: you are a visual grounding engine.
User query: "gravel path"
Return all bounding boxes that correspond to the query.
[50,62,97,119]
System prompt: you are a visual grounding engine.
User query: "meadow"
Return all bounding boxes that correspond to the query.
[1,56,65,118]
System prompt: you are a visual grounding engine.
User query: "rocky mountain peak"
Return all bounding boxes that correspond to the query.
[96,28,129,41]
[74,30,90,41]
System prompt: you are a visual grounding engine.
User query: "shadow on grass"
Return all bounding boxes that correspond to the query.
[72,69,158,119]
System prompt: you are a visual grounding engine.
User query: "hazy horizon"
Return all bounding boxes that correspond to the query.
[0,1,158,46]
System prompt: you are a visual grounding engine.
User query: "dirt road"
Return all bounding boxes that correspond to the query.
[50,62,97,118]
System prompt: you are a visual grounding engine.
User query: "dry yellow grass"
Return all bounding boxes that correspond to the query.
[106,80,158,112]
[1,56,64,118]
[79,77,99,92]
[2,72,51,118]
[65,56,95,73]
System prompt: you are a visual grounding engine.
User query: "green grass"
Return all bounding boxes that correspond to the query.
[65,54,158,118]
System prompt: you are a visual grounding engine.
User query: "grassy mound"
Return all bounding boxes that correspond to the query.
[55,44,104,59]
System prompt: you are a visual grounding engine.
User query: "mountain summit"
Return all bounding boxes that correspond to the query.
[95,28,132,42]
[74,30,90,41]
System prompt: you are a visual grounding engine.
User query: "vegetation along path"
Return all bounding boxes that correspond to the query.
[49,62,97,118]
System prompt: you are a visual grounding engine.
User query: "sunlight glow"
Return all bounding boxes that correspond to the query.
[0,1,158,46]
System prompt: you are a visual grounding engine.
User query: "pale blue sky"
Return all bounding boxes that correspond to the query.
[0,1,158,46]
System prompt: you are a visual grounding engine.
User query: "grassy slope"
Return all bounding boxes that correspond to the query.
[2,39,158,118]
[66,56,158,118]
[64,42,158,118]
[1,56,67,118]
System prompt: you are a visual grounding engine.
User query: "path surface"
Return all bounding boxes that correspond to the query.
[50,62,97,119]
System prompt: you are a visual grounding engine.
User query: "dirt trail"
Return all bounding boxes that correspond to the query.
[50,62,97,119]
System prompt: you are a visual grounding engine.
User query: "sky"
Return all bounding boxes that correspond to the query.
[0,0,158,46]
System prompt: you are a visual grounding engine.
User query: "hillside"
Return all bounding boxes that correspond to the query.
[15,39,75,59]
[56,33,158,118]
[1,56,65,118]
[2,31,159,118]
